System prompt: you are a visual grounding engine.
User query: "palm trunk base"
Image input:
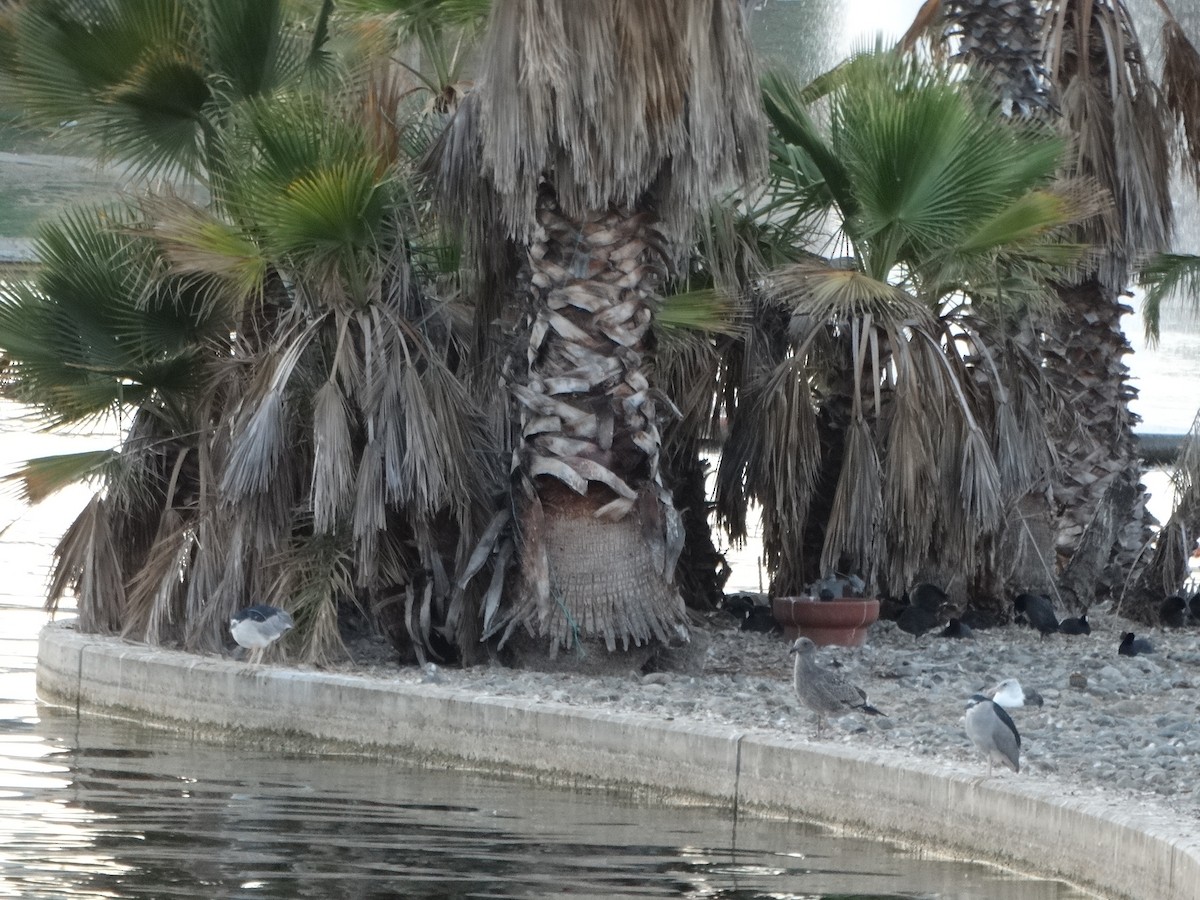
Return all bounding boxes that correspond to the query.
[505,487,688,668]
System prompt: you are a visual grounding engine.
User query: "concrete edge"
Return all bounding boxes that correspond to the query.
[37,621,1200,900]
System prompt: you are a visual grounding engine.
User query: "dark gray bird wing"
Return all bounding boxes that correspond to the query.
[992,702,1021,750]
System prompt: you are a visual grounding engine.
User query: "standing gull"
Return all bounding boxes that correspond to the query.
[789,637,885,736]
[964,694,1021,776]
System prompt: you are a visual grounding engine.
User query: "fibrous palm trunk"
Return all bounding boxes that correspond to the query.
[1045,280,1156,608]
[502,190,687,659]
[911,0,1167,611]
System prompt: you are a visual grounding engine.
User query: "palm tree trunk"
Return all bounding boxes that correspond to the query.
[502,190,687,659]
[1043,279,1156,609]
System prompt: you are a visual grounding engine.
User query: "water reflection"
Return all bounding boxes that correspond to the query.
[0,710,1094,900]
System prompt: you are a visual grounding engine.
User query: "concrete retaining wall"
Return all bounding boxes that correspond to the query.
[38,622,1200,900]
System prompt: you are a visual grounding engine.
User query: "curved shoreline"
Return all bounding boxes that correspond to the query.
[37,622,1200,900]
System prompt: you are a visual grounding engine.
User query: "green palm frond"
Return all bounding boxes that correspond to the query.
[2,0,340,179]
[0,204,226,426]
[4,1,205,175]
[258,161,388,283]
[1139,252,1200,344]
[655,288,744,337]
[140,194,267,308]
[829,53,1065,278]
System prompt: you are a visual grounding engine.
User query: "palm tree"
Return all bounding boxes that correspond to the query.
[903,0,1200,615]
[430,0,766,663]
[0,0,496,663]
[715,50,1093,610]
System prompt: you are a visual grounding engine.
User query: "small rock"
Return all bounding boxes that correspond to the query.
[1068,672,1088,690]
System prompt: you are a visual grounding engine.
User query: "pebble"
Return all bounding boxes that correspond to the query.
[366,606,1200,823]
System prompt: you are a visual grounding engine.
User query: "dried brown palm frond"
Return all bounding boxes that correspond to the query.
[121,509,194,645]
[771,262,938,334]
[221,319,323,500]
[879,343,938,590]
[311,377,355,534]
[655,325,725,434]
[47,495,124,633]
[821,417,882,581]
[1124,409,1200,618]
[266,528,358,666]
[442,0,765,242]
[1161,16,1200,187]
[1045,0,1173,287]
[716,354,820,548]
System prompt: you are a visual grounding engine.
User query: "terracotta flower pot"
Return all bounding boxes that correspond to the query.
[772,595,880,647]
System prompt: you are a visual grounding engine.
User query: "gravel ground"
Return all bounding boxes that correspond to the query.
[330,606,1200,825]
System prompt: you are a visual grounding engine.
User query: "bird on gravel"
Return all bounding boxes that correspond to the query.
[897,582,947,637]
[1118,632,1154,657]
[1014,593,1058,636]
[964,694,1021,776]
[789,637,885,736]
[230,604,295,665]
[940,618,973,639]
[987,677,1043,709]
[1058,613,1091,635]
[1159,595,1188,628]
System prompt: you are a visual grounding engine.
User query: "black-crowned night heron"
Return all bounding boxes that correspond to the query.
[1059,614,1090,635]
[964,694,1020,776]
[230,605,294,665]
[1014,593,1058,636]
[1118,632,1154,657]
[789,637,885,736]
[987,677,1043,710]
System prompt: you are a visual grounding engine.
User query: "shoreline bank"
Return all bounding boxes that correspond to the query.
[37,621,1200,900]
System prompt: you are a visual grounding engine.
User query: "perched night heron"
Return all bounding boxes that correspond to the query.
[987,677,1043,710]
[964,694,1021,776]
[230,605,294,665]
[789,637,885,736]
